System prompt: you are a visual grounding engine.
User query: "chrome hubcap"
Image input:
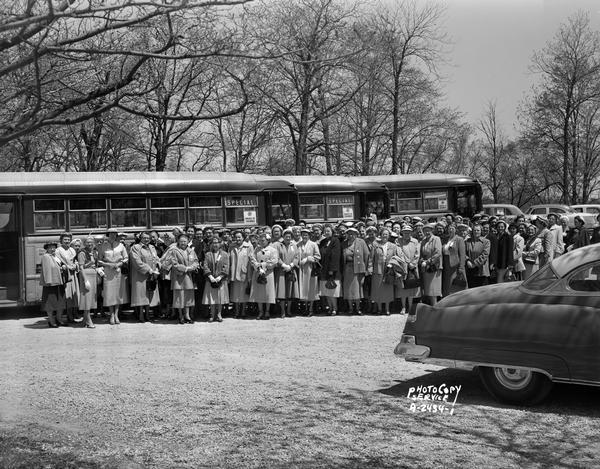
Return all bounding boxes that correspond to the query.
[493,367,533,390]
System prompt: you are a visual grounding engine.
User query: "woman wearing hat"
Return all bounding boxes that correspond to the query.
[591,213,600,244]
[465,224,490,287]
[419,223,442,305]
[296,228,321,316]
[40,241,67,327]
[570,216,590,250]
[495,220,515,283]
[162,233,199,324]
[441,223,467,297]
[522,224,542,280]
[250,232,278,319]
[56,232,80,323]
[229,230,254,318]
[395,224,420,314]
[342,227,370,315]
[77,237,100,328]
[508,223,525,281]
[533,216,554,267]
[130,231,161,322]
[275,228,298,318]
[98,228,129,324]
[319,224,341,315]
[369,228,400,315]
[202,236,230,323]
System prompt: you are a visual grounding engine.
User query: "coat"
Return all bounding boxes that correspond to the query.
[129,243,160,307]
[512,234,525,273]
[341,237,370,274]
[250,245,278,304]
[202,249,230,305]
[40,253,64,286]
[495,232,514,270]
[369,241,398,275]
[420,235,442,297]
[537,228,555,266]
[164,247,199,290]
[296,239,321,301]
[443,235,466,273]
[465,237,490,277]
[275,242,299,299]
[319,236,341,280]
[229,242,253,282]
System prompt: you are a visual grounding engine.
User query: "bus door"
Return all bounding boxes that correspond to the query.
[363,191,388,221]
[0,198,20,303]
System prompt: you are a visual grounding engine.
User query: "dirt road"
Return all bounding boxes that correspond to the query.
[0,314,598,468]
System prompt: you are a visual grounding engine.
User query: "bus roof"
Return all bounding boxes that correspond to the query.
[0,171,479,195]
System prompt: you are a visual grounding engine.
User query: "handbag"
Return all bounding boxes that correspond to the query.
[147,276,157,291]
[403,269,420,289]
[425,262,438,273]
[245,283,252,295]
[311,260,321,277]
[285,270,297,283]
[452,272,467,287]
[325,278,337,290]
[257,272,268,284]
[523,254,536,264]
[383,265,396,284]
[120,262,129,276]
[504,269,517,282]
[210,279,222,289]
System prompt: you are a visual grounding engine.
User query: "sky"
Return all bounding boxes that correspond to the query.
[439,0,600,137]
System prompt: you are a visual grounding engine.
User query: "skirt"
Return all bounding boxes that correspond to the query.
[421,269,442,297]
[64,273,80,309]
[370,273,395,304]
[173,289,195,309]
[319,279,341,297]
[275,270,298,300]
[42,285,65,313]
[103,266,125,307]
[78,268,97,311]
[230,281,250,303]
[202,280,229,305]
[343,264,363,300]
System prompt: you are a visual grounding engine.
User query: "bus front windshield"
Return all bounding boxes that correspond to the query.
[455,186,480,218]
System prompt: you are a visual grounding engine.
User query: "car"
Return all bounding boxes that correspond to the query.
[394,244,600,405]
[571,204,600,216]
[524,204,596,228]
[482,204,525,222]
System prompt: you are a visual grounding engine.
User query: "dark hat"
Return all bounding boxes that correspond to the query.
[43,242,58,249]
[574,215,585,226]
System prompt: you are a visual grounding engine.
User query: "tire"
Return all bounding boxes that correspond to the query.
[478,366,553,405]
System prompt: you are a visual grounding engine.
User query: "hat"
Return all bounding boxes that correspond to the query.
[118,232,127,238]
[472,214,482,220]
[389,231,399,239]
[346,227,359,235]
[344,221,354,227]
[548,212,558,220]
[366,226,378,233]
[43,242,58,249]
[312,223,323,230]
[574,215,585,226]
[355,221,365,228]
[411,216,423,223]
[456,223,469,231]
[300,228,311,234]
[384,219,393,224]
[533,215,548,226]
[282,228,293,235]
[495,219,507,228]
[284,218,295,226]
[423,223,436,231]
[106,228,118,235]
[436,221,446,228]
[414,221,424,228]
[400,224,413,232]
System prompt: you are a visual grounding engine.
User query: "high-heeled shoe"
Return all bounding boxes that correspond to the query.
[216,315,223,322]
[47,321,58,328]
[85,323,96,329]
[109,316,115,325]
[179,317,185,324]
[114,317,120,324]
[208,316,214,323]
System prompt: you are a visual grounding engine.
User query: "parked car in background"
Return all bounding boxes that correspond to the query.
[525,204,597,227]
[483,204,525,222]
[394,244,600,405]
[571,204,600,216]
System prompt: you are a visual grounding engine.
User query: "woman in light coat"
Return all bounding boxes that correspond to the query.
[77,237,100,328]
[130,232,160,322]
[98,228,129,325]
[275,229,299,318]
[395,225,420,315]
[163,234,199,324]
[229,230,253,318]
[522,224,542,280]
[369,228,399,316]
[441,224,467,297]
[342,228,370,315]
[40,242,67,328]
[509,223,525,281]
[202,236,230,322]
[250,233,278,320]
[296,228,321,316]
[420,224,442,306]
[56,232,80,323]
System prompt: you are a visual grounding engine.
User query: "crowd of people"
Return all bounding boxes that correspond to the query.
[39,210,600,328]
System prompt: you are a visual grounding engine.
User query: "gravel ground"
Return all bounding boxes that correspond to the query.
[1,313,599,468]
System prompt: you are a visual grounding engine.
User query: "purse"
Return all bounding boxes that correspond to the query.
[210,280,222,289]
[285,270,297,283]
[147,276,157,291]
[257,272,268,284]
[325,279,337,290]
[425,262,438,273]
[383,265,396,284]
[311,260,321,277]
[403,269,420,289]
[504,269,516,282]
[452,272,467,287]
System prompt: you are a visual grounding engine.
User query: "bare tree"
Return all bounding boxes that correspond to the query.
[478,100,506,203]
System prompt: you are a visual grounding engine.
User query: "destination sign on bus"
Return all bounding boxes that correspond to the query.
[326,195,354,205]
[224,196,258,207]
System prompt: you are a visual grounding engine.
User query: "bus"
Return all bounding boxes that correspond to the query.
[0,171,481,306]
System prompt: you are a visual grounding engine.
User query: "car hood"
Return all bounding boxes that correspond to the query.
[437,282,525,307]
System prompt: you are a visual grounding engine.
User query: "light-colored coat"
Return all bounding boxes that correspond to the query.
[229,242,253,282]
[40,253,64,286]
[513,234,525,273]
[296,239,321,301]
[250,245,278,304]
[129,243,160,307]
[164,247,199,291]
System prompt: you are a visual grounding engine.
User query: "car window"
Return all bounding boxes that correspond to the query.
[522,264,558,290]
[495,208,505,215]
[531,208,546,215]
[568,263,600,292]
[573,207,583,212]
[552,207,567,214]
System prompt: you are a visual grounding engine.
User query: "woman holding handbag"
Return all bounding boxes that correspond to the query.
[98,228,129,325]
[419,223,442,306]
[275,229,298,318]
[369,228,399,316]
[56,232,80,323]
[318,224,341,316]
[250,233,278,320]
[164,234,199,324]
[395,224,420,315]
[441,224,467,297]
[77,237,100,328]
[465,224,491,288]
[130,232,161,323]
[522,224,542,280]
[509,223,525,281]
[202,236,230,323]
[296,228,321,316]
[229,230,253,319]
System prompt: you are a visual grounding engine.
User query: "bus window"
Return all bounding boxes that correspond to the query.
[0,202,14,231]
[455,187,479,217]
[299,195,325,221]
[326,195,354,220]
[271,192,293,223]
[423,191,448,212]
[150,197,186,227]
[224,195,258,225]
[69,199,107,229]
[110,198,147,228]
[394,191,422,213]
[34,199,65,231]
[189,196,223,226]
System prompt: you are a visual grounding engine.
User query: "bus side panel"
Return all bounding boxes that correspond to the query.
[24,237,48,303]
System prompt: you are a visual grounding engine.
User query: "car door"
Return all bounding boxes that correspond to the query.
[549,261,600,383]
